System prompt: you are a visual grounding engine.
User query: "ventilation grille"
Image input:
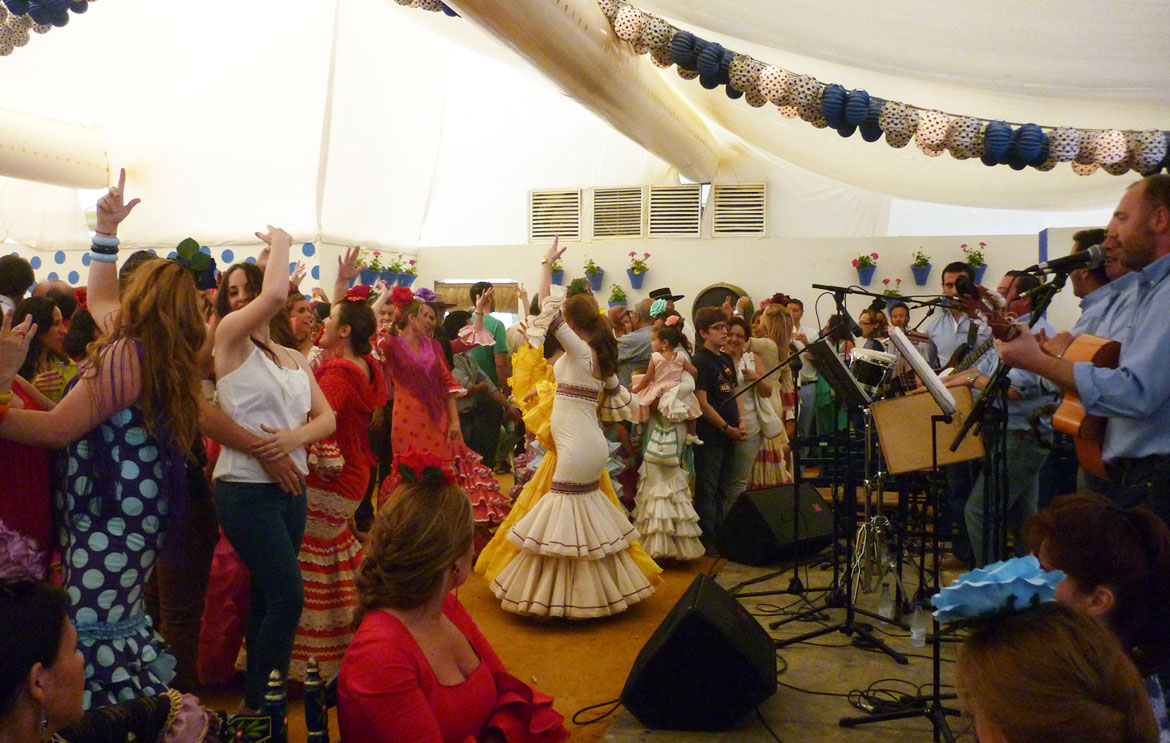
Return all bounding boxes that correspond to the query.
[592,187,644,238]
[529,189,581,242]
[647,185,702,237]
[712,183,766,237]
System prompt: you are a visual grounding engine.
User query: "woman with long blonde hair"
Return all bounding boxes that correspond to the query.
[0,171,208,707]
[746,297,796,489]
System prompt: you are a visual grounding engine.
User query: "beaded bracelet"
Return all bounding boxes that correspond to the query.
[91,234,120,249]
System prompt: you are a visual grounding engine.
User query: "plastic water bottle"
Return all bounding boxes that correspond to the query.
[910,606,927,648]
[878,582,894,619]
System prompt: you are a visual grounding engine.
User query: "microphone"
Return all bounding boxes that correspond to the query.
[1025,244,1104,275]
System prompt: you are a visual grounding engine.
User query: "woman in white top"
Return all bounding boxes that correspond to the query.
[212,226,335,712]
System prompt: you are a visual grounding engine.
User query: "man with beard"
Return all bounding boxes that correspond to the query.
[998,175,1170,525]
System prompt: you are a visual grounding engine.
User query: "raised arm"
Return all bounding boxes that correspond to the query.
[0,338,142,448]
[89,168,141,334]
[333,246,361,304]
[215,226,293,370]
[538,237,564,305]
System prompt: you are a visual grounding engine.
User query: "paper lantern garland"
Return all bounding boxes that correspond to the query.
[390,0,1167,179]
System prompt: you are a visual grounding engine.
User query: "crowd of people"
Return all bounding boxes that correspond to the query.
[0,170,1168,742]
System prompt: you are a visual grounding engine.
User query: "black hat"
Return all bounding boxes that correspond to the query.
[648,287,685,302]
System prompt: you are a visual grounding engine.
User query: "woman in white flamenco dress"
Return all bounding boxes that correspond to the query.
[479,242,660,619]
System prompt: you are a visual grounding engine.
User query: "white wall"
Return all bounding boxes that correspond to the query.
[6,230,1088,335]
[416,232,1085,334]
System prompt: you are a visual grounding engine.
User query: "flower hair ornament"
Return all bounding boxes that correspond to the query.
[769,292,792,308]
[649,298,668,318]
[345,284,372,302]
[394,446,457,486]
[73,287,88,312]
[413,286,439,304]
[931,555,1065,625]
[171,238,219,291]
[390,285,415,309]
[664,314,680,327]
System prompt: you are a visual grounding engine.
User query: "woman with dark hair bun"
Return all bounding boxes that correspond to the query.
[1026,492,1170,735]
[339,465,567,743]
[479,241,659,619]
[287,288,387,681]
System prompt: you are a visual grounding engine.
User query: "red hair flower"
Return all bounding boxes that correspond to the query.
[390,286,415,308]
[394,446,457,486]
[73,287,88,311]
[346,284,372,302]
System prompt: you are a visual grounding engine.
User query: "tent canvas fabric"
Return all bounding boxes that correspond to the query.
[0,0,1162,254]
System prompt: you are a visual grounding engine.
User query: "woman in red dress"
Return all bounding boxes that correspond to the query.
[340,460,566,743]
[290,286,388,681]
[376,290,509,551]
[0,368,54,580]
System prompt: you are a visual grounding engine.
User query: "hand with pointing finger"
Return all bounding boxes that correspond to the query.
[95,168,141,236]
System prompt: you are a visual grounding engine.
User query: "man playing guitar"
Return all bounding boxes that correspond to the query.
[998,175,1170,527]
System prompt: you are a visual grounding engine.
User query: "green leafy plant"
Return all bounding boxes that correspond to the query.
[365,250,383,272]
[609,284,627,303]
[628,251,650,273]
[961,242,986,268]
[384,254,404,273]
[583,257,602,277]
[402,257,418,276]
[912,248,931,268]
[852,251,879,269]
[550,257,564,273]
[881,278,903,296]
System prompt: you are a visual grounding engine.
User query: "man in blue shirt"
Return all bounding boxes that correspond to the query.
[956,271,1060,564]
[925,261,991,567]
[999,175,1170,526]
[1068,228,1112,336]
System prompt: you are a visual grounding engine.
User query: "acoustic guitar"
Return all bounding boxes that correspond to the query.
[1042,334,1120,481]
[954,287,1121,480]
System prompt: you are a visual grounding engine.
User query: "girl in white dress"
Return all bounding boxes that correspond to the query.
[630,321,705,560]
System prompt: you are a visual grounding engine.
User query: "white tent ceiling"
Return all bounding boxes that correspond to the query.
[0,0,1165,250]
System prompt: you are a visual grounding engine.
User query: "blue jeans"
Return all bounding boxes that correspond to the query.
[215,481,307,708]
[965,432,1049,566]
[694,438,735,541]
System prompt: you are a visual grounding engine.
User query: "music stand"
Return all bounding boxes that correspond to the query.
[840,328,961,741]
[772,338,907,665]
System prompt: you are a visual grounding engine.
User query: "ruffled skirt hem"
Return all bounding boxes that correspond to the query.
[490,549,656,619]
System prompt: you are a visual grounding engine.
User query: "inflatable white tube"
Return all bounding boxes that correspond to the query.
[445,0,720,182]
[0,108,108,189]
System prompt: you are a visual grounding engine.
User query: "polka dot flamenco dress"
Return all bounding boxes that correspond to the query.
[55,405,183,708]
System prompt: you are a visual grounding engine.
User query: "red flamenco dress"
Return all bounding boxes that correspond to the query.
[339,593,568,743]
[376,334,510,553]
[290,355,388,682]
[0,384,53,580]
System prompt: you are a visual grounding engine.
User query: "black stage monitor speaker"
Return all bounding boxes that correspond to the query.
[716,483,834,566]
[620,574,776,731]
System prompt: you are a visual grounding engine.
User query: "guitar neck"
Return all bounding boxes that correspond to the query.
[952,336,995,374]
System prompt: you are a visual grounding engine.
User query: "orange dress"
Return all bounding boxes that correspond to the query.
[376,334,510,551]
